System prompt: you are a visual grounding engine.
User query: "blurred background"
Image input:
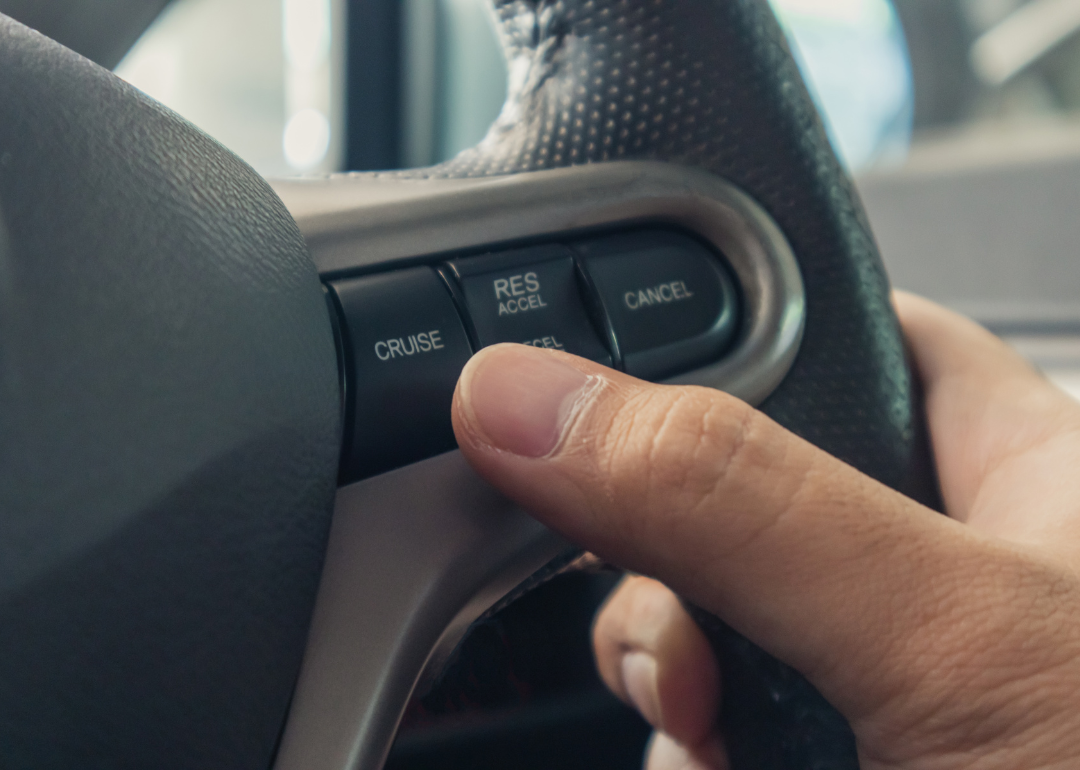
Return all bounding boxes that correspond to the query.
[114,0,915,175]
[5,0,1070,180]
[92,0,1080,179]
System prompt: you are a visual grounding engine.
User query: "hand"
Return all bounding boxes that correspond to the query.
[451,291,1080,770]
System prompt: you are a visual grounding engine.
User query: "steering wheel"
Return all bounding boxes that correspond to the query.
[0,2,938,769]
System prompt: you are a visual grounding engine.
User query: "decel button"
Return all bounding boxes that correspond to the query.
[575,230,739,380]
[445,246,612,365]
[329,267,474,482]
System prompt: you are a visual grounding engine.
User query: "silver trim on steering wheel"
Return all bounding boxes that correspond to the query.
[276,161,805,404]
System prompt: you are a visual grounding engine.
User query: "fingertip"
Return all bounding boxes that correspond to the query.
[594,577,720,745]
[645,732,728,770]
[623,651,663,729]
[453,343,600,458]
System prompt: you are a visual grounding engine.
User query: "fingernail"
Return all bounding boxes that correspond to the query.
[459,344,591,458]
[622,651,663,730]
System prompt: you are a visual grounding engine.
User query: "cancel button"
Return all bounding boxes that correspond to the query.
[575,230,740,380]
[624,280,694,310]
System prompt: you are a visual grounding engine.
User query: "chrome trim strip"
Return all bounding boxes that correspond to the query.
[275,161,805,404]
[274,453,568,770]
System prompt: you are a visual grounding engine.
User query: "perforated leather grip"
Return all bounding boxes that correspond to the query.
[391,2,939,767]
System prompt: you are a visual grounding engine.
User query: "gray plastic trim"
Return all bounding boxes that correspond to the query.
[271,161,805,770]
[273,453,570,770]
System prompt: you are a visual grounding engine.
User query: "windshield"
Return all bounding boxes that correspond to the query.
[113,0,1080,177]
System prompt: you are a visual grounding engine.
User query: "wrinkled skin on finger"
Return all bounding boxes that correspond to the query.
[452,292,1080,770]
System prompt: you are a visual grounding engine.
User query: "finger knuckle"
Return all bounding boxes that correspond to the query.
[600,385,761,519]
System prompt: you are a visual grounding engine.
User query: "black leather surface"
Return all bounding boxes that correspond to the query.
[386,1,939,767]
[0,16,341,769]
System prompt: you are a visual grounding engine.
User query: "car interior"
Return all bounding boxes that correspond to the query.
[2,1,1079,769]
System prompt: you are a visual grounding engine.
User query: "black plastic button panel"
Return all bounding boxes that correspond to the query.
[328,229,740,483]
[330,267,474,480]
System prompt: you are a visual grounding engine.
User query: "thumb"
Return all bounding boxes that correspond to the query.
[451,343,1049,724]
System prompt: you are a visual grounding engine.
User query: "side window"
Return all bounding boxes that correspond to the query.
[115,0,912,176]
[115,0,343,177]
[772,0,913,170]
[903,0,1080,130]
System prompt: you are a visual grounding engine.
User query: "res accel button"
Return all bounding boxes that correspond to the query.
[445,246,612,365]
[575,230,740,380]
[329,267,474,482]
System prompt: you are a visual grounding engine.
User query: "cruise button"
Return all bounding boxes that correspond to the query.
[329,267,473,482]
[446,246,612,365]
[575,230,740,380]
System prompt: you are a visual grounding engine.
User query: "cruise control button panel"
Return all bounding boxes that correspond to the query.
[329,267,474,481]
[445,246,612,366]
[574,231,739,380]
[329,229,743,483]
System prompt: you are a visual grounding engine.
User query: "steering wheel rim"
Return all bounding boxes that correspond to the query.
[0,14,341,768]
[0,2,937,769]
